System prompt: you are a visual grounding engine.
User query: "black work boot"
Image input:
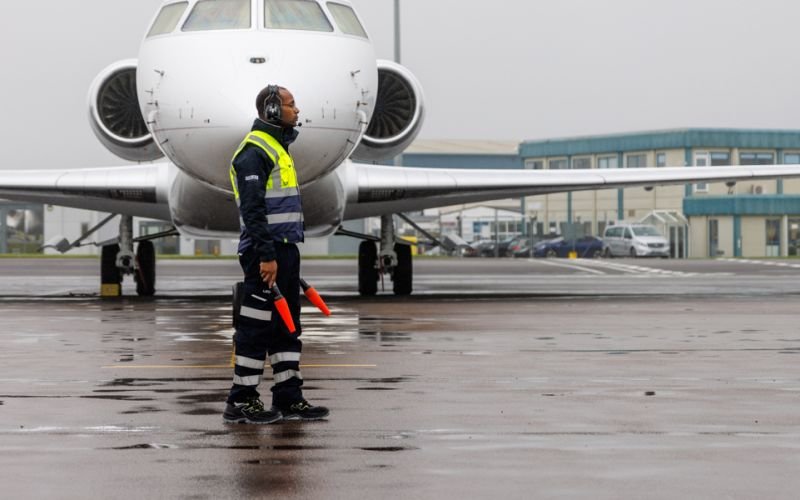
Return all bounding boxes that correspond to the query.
[277,400,330,421]
[223,398,282,424]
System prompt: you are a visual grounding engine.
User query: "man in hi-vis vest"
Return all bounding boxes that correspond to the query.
[223,85,329,424]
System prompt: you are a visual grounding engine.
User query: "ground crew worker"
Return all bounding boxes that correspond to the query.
[223,85,329,424]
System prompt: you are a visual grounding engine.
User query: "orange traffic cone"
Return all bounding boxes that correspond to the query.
[300,279,331,316]
[271,284,296,334]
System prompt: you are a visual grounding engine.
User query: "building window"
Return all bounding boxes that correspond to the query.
[789,219,800,256]
[656,153,666,167]
[525,159,544,170]
[709,219,720,257]
[572,157,591,169]
[740,152,774,165]
[626,154,647,168]
[548,159,567,170]
[694,152,710,193]
[710,152,730,166]
[766,219,781,257]
[784,153,800,164]
[597,156,618,169]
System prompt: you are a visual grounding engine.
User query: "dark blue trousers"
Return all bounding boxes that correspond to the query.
[227,244,304,406]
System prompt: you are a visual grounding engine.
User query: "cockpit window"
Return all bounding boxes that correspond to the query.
[182,0,252,32]
[147,2,189,37]
[327,3,367,38]
[264,0,333,32]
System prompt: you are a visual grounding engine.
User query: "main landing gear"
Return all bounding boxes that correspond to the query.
[99,215,174,297]
[41,213,166,298]
[357,214,413,297]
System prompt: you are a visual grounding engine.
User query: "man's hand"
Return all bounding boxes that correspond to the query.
[260,261,277,288]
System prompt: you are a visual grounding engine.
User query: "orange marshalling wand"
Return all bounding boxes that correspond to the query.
[271,284,296,333]
[300,278,331,316]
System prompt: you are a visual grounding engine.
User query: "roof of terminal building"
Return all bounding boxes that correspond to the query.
[405,139,520,155]
[520,128,800,158]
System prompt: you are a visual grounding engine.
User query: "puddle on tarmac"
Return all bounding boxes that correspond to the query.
[177,392,228,404]
[80,395,154,402]
[182,408,218,416]
[243,457,327,466]
[120,406,165,415]
[369,377,411,384]
[359,446,417,452]
[112,443,178,450]
[359,330,411,342]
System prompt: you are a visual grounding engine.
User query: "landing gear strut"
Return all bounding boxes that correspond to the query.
[100,215,164,297]
[356,214,413,296]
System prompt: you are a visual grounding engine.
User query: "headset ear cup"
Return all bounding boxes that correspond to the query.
[264,85,282,122]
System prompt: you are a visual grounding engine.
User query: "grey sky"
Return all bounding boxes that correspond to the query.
[2,0,799,170]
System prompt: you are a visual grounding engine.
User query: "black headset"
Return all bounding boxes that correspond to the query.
[263,85,282,123]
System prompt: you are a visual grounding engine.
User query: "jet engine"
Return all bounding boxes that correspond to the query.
[87,59,164,162]
[351,60,425,163]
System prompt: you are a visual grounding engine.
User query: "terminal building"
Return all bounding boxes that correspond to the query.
[3,128,800,258]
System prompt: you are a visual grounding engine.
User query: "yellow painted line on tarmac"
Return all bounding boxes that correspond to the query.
[102,364,377,370]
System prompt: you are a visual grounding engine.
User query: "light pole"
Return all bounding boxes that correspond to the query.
[394,0,401,64]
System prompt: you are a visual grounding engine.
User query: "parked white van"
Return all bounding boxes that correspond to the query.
[602,224,669,258]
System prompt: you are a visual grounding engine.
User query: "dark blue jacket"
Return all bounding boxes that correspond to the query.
[233,119,301,262]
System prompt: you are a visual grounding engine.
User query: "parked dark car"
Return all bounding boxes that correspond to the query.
[507,236,532,257]
[498,236,527,257]
[464,240,498,257]
[532,236,604,258]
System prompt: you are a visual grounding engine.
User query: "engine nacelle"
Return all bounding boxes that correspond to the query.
[88,59,164,163]
[351,60,425,163]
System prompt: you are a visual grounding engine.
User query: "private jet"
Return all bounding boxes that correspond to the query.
[3,0,800,296]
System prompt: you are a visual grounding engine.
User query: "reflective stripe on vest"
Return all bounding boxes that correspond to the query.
[230,130,304,244]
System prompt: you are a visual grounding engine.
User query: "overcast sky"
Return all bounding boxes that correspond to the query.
[2,0,800,169]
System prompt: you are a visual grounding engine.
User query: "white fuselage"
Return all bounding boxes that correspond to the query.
[136,0,377,237]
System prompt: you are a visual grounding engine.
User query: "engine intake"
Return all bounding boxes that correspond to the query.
[351,60,425,162]
[88,59,164,162]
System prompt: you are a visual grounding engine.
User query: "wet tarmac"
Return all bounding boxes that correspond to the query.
[1,258,800,498]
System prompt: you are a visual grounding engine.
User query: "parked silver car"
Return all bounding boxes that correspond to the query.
[602,224,669,258]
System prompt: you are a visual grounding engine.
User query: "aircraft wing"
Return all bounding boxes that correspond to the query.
[0,163,173,220]
[344,162,800,219]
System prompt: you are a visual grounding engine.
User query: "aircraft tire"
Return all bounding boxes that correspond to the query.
[101,244,122,288]
[358,241,378,296]
[393,243,413,296]
[135,241,156,297]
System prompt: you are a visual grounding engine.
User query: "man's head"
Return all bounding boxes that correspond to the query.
[256,85,300,128]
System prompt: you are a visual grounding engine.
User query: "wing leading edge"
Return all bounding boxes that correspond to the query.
[0,163,174,220]
[343,162,800,219]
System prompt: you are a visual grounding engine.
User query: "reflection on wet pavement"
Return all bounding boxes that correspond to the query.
[2,289,800,498]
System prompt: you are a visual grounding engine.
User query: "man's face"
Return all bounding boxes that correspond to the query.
[279,89,300,127]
